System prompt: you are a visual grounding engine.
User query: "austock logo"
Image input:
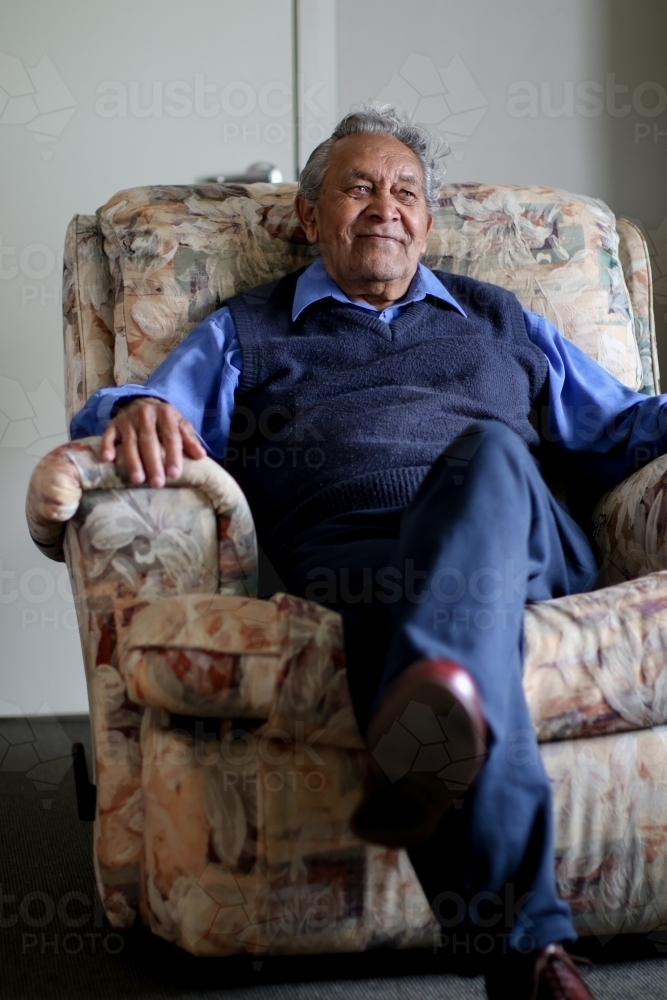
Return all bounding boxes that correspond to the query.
[0,376,67,458]
[375,53,489,161]
[174,862,289,957]
[0,705,73,808]
[0,53,76,160]
[371,698,485,792]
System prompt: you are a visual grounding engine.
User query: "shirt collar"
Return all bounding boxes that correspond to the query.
[291,258,467,321]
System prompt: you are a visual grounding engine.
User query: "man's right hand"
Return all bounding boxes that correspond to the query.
[99,397,207,488]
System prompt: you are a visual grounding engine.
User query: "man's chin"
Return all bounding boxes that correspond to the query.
[338,252,411,285]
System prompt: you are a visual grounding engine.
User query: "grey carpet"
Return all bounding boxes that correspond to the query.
[1,715,666,999]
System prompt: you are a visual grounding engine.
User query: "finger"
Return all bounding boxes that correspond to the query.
[158,407,184,479]
[100,421,118,462]
[180,419,207,460]
[121,422,145,484]
[136,404,165,488]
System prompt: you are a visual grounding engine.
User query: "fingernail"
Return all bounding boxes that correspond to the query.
[166,466,179,478]
[152,476,165,488]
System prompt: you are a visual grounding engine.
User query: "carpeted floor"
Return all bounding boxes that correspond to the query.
[2,715,667,999]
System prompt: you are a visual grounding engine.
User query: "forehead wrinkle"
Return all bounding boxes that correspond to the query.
[340,166,423,186]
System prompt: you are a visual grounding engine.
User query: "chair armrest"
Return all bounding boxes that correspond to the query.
[592,454,667,585]
[25,436,258,928]
[26,435,257,591]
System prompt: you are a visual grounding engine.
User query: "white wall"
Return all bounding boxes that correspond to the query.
[0,0,294,717]
[337,0,667,370]
[295,0,338,173]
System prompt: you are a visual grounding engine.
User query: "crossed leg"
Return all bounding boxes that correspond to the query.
[277,419,599,956]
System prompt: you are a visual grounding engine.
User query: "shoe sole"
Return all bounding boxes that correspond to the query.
[357,659,487,847]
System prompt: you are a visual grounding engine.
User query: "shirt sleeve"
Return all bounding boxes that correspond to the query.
[523,308,667,486]
[69,306,241,461]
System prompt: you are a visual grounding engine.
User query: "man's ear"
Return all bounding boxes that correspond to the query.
[294,193,319,245]
[419,213,434,255]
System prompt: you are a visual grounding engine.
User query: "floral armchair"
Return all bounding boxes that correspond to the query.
[25,180,667,957]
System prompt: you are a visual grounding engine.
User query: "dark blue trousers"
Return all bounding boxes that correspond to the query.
[274,420,599,955]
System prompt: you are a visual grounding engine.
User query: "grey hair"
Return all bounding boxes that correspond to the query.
[298,103,448,215]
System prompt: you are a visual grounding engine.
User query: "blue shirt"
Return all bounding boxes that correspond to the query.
[71,259,667,487]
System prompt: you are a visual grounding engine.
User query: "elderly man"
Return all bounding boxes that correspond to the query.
[72,105,665,998]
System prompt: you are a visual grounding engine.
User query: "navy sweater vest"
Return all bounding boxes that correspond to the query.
[225,267,548,550]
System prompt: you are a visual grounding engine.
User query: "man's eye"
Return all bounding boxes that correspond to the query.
[400,189,417,201]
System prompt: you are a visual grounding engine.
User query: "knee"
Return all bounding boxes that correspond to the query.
[444,420,528,465]
[466,420,523,447]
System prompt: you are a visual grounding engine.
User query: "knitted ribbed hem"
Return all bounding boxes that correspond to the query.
[266,467,431,546]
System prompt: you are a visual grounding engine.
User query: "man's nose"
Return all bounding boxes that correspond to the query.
[365,191,400,222]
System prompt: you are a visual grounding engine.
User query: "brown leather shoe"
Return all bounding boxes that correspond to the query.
[351,658,487,847]
[485,943,596,1000]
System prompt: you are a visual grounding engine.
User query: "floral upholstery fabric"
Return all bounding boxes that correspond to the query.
[523,571,667,742]
[66,485,219,929]
[97,183,314,389]
[617,217,660,394]
[63,215,115,424]
[120,594,357,740]
[425,184,642,389]
[592,454,667,585]
[26,437,257,590]
[548,726,667,937]
[122,580,667,750]
[27,439,257,927]
[136,721,667,949]
[139,723,434,956]
[95,182,645,392]
[118,585,667,950]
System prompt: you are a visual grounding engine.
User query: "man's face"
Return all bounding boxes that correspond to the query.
[297,132,434,291]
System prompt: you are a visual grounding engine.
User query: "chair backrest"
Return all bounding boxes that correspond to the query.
[62,181,659,424]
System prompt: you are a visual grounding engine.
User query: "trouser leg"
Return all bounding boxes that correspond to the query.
[275,510,399,727]
[375,420,598,952]
[274,419,598,954]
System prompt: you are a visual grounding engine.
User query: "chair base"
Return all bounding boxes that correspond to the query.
[72,742,96,821]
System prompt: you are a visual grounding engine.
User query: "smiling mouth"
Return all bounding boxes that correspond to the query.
[357,234,402,242]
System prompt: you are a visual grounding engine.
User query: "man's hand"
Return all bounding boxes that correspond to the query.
[100,397,206,488]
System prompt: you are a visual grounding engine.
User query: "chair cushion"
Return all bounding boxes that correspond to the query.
[97,181,642,390]
[523,570,667,741]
